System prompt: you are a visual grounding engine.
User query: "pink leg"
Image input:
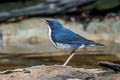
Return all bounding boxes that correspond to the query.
[63,51,75,66]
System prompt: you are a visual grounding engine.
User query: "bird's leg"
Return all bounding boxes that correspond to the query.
[63,50,75,66]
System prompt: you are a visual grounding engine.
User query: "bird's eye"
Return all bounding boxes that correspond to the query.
[46,21,51,24]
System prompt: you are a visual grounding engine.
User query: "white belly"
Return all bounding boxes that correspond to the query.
[56,43,85,50]
[78,44,85,48]
[56,43,72,49]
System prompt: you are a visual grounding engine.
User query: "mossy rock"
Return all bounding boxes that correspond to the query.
[87,21,111,34]
[112,20,120,35]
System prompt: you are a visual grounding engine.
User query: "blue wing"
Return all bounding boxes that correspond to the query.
[54,28,86,44]
[54,28,103,46]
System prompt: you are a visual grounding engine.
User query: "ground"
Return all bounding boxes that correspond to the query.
[0,65,115,80]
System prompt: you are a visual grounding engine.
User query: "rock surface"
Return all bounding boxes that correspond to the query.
[0,65,113,80]
[91,74,120,80]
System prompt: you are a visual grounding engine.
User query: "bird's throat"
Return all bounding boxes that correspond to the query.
[48,25,57,47]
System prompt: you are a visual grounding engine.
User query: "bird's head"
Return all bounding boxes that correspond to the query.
[42,19,63,29]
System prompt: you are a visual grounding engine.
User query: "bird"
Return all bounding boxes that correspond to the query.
[43,19,104,66]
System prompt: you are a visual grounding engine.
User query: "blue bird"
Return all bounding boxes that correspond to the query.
[43,19,104,66]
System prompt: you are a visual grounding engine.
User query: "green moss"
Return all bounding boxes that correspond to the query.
[0,0,44,12]
[82,0,120,11]
[0,2,24,12]
[96,0,120,10]
[0,3,23,12]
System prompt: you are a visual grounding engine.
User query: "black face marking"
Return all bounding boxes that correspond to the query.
[46,20,53,27]
[46,20,51,25]
[46,21,50,24]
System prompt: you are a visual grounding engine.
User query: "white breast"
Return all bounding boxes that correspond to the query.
[48,25,57,47]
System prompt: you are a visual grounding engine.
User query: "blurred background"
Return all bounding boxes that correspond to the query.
[0,0,120,71]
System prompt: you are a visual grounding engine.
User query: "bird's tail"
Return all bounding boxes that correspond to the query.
[94,42,104,46]
[85,40,104,46]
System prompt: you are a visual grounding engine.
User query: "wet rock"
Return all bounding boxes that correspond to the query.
[0,65,113,80]
[112,20,120,35]
[91,74,120,80]
[86,19,120,42]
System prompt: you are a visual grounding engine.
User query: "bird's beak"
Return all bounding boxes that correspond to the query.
[41,19,49,24]
[41,19,48,22]
[40,19,46,22]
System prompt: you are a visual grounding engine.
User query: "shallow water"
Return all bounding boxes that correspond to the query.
[0,52,120,71]
[0,40,120,71]
[0,43,120,71]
